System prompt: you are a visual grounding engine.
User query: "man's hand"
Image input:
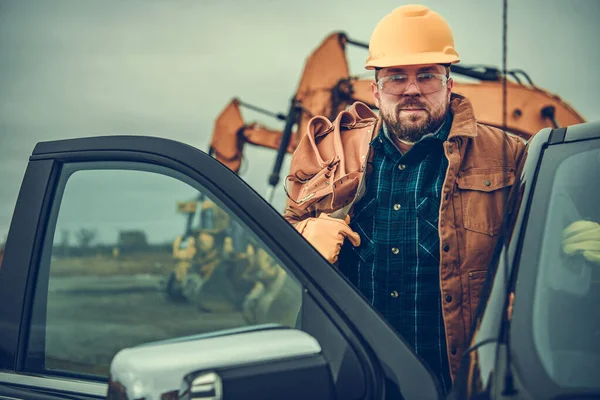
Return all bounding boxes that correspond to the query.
[294,213,361,264]
[563,220,600,264]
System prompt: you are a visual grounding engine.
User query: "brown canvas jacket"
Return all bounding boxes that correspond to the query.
[283,93,526,378]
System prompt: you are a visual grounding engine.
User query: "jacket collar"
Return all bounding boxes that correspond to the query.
[447,93,478,139]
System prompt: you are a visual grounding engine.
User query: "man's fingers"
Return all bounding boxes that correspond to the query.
[294,214,362,263]
[339,225,361,247]
[563,227,600,246]
[583,251,600,265]
[562,221,600,264]
[563,221,600,240]
[563,241,600,255]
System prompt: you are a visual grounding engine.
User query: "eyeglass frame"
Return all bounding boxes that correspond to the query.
[376,72,450,95]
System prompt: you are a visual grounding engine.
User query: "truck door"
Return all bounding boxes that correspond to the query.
[0,136,439,399]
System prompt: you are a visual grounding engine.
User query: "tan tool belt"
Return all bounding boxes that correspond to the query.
[285,101,379,218]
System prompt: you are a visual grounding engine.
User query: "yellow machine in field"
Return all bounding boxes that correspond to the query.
[165,198,255,312]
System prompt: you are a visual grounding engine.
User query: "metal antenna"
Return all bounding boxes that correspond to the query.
[501,0,517,395]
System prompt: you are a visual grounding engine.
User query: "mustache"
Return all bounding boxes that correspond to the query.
[397,100,428,110]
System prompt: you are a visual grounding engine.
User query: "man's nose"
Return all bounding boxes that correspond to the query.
[403,82,421,96]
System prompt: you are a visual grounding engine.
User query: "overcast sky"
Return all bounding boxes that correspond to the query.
[1,0,599,243]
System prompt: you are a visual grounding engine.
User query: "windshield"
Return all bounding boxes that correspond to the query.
[533,145,600,389]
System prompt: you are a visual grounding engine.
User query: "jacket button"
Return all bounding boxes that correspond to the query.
[484,179,491,187]
[398,164,406,171]
[448,146,453,154]
[393,203,401,211]
[443,244,450,252]
[450,347,457,355]
[391,247,399,255]
[445,295,452,303]
[390,291,399,298]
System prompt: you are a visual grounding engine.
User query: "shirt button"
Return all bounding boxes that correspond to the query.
[445,295,452,303]
[484,179,492,187]
[398,164,406,171]
[391,247,399,255]
[390,291,399,298]
[450,347,457,355]
[448,146,453,154]
[393,203,401,211]
[443,244,450,252]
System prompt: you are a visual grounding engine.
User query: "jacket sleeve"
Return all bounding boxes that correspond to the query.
[283,199,319,225]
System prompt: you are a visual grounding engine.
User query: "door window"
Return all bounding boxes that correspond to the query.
[26,162,302,377]
[533,147,600,388]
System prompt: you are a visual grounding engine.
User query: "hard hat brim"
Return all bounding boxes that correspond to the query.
[366,53,460,70]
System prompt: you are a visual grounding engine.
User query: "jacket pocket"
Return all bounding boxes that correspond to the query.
[468,269,488,325]
[457,168,515,236]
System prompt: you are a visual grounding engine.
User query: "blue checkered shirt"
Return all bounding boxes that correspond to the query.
[338,116,453,392]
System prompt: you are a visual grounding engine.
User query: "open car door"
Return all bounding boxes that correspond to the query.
[0,136,440,399]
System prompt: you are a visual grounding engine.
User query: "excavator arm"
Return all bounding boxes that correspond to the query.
[209,99,294,172]
[209,32,585,177]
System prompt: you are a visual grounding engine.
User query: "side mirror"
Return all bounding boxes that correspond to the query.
[106,326,335,400]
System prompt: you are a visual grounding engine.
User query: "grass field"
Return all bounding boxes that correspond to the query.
[50,253,177,277]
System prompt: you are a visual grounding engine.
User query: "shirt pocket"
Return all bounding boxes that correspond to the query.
[416,196,441,255]
[416,196,440,225]
[351,198,377,263]
[457,168,515,236]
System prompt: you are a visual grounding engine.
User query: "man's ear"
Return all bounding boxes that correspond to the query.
[371,81,380,109]
[447,77,454,100]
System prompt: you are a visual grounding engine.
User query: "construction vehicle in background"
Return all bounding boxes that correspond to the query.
[166,196,301,326]
[165,198,257,311]
[164,31,586,311]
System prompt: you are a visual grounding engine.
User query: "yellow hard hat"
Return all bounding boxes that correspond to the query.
[365,4,460,70]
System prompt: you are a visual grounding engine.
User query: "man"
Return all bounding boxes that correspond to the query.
[284,4,525,392]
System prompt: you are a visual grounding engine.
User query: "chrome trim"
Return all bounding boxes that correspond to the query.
[190,372,222,400]
[0,372,106,397]
[109,328,321,400]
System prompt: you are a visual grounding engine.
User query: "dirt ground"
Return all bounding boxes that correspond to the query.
[44,274,248,377]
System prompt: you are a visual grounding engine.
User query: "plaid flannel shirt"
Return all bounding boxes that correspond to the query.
[338,114,453,392]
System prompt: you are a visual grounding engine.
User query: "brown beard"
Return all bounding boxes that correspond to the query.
[381,98,448,143]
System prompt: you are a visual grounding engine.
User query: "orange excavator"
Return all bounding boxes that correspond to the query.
[208,32,585,201]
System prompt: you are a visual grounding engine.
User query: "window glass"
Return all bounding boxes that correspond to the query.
[533,147,600,388]
[29,163,302,377]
